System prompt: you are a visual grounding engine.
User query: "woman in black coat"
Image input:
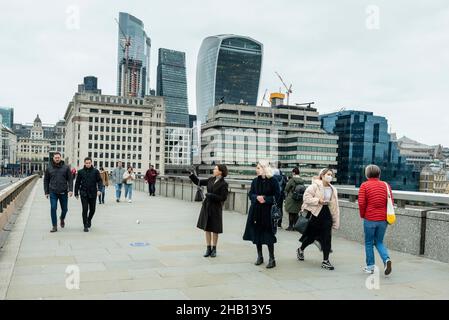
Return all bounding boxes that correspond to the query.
[189,164,229,258]
[243,161,281,269]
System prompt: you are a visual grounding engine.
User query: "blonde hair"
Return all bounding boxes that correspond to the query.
[257,160,273,178]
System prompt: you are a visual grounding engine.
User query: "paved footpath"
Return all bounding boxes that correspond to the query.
[0,180,448,300]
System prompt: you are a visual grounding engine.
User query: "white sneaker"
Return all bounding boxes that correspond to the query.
[362,266,374,274]
[128,200,132,203]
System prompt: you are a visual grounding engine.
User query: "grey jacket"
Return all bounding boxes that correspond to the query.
[111,167,126,184]
[44,161,73,194]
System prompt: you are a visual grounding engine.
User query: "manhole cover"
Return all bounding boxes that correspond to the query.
[130,242,150,247]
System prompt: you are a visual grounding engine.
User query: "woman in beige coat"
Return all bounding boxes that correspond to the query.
[297,168,340,270]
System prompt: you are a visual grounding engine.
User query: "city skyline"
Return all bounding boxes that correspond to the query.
[1,0,449,146]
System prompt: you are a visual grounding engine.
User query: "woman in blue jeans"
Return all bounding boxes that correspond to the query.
[358,164,393,276]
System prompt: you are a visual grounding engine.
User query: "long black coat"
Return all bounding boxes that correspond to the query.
[243,176,281,245]
[189,174,229,234]
[75,167,103,199]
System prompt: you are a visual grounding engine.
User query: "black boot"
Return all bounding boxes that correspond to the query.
[255,245,264,265]
[203,246,212,257]
[210,246,217,258]
[266,244,276,268]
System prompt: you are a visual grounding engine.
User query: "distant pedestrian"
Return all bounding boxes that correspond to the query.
[98,167,109,204]
[144,165,158,196]
[358,164,393,276]
[43,152,73,233]
[74,157,103,232]
[189,165,229,258]
[284,167,306,231]
[111,161,126,202]
[297,168,340,270]
[123,166,136,203]
[243,160,281,269]
[71,167,77,180]
[272,161,287,228]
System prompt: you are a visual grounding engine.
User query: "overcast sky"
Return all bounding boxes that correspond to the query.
[1,0,448,146]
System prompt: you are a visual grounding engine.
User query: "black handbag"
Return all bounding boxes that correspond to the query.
[194,187,205,202]
[271,199,282,234]
[294,210,311,234]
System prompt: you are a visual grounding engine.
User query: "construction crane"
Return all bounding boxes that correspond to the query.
[115,18,131,97]
[275,72,293,105]
[260,89,270,106]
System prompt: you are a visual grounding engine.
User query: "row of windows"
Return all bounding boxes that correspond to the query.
[279,154,337,161]
[88,134,148,143]
[89,126,143,134]
[87,152,142,161]
[279,146,338,153]
[279,137,338,145]
[88,143,145,152]
[89,117,144,126]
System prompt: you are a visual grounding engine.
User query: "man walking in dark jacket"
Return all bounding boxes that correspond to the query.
[75,157,103,232]
[44,152,73,233]
[144,165,158,196]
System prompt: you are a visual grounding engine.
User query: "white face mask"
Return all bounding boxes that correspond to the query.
[324,175,333,183]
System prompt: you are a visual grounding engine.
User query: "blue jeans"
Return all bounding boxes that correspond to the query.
[124,184,133,200]
[99,185,106,203]
[115,183,123,200]
[50,192,68,226]
[364,219,390,269]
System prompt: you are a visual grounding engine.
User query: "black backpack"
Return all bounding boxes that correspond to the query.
[291,182,306,201]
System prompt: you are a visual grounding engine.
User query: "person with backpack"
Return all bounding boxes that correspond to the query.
[284,167,306,231]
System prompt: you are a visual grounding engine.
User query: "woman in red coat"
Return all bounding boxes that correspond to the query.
[358,164,393,276]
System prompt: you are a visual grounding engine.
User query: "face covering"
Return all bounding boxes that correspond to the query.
[324,176,333,183]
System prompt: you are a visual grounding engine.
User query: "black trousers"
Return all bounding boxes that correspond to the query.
[300,206,333,261]
[81,196,97,227]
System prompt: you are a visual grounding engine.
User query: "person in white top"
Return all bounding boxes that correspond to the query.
[123,166,136,203]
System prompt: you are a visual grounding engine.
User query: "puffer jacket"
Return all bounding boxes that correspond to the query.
[301,177,340,229]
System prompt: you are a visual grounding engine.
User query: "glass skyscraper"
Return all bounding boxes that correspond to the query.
[157,48,189,127]
[320,110,419,191]
[0,107,14,129]
[117,12,151,98]
[196,35,263,123]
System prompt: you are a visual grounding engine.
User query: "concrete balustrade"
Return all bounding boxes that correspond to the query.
[136,175,449,263]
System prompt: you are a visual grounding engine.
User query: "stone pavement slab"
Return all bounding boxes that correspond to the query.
[0,180,448,300]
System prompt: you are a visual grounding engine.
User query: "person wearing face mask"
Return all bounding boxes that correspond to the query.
[296,168,340,270]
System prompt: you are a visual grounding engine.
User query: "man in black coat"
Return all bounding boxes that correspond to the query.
[44,152,73,233]
[74,157,103,232]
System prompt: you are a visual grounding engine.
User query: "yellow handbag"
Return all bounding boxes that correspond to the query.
[384,182,396,225]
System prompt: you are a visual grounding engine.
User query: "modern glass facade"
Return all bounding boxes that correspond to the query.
[320,110,419,191]
[157,48,189,127]
[117,12,151,98]
[0,107,14,129]
[196,35,263,123]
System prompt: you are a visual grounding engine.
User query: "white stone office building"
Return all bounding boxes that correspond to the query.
[64,93,166,176]
[165,126,192,166]
[200,97,339,180]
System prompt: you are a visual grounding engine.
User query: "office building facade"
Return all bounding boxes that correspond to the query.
[64,91,166,176]
[117,12,151,98]
[320,110,419,191]
[200,101,338,179]
[1,124,17,175]
[0,107,14,129]
[196,35,263,123]
[157,48,189,127]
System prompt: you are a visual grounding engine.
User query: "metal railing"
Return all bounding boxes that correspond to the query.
[149,175,449,209]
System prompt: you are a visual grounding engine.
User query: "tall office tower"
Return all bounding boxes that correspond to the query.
[320,110,420,191]
[0,107,14,129]
[116,12,151,98]
[157,48,189,127]
[196,35,263,123]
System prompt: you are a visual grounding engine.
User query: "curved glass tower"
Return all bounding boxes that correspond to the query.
[117,12,151,98]
[196,35,263,123]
